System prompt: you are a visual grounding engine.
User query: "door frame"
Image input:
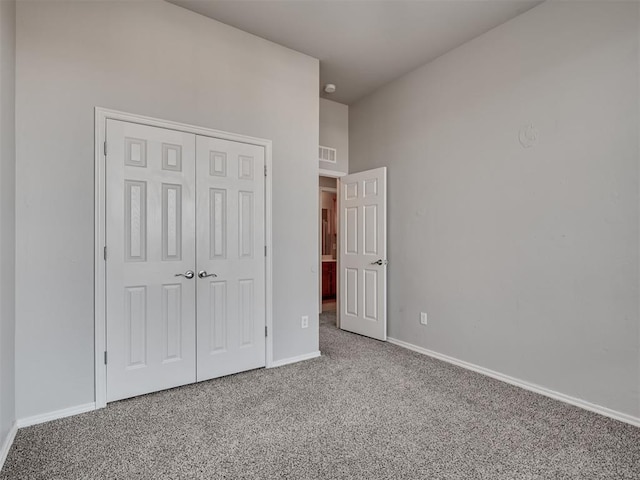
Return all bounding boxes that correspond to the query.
[317,169,345,328]
[94,107,274,409]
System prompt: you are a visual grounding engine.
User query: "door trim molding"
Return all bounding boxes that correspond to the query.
[94,107,274,409]
[319,168,346,178]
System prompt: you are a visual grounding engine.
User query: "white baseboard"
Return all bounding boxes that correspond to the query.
[17,402,96,429]
[0,421,17,472]
[387,337,640,428]
[269,351,321,368]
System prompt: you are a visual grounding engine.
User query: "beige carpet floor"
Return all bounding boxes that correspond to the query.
[2,311,639,479]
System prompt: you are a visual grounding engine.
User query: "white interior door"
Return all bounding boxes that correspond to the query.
[339,167,387,340]
[195,136,266,381]
[106,120,197,402]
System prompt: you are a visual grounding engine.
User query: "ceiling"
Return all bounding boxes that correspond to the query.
[168,0,543,104]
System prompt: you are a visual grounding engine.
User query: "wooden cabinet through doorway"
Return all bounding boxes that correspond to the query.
[322,261,336,299]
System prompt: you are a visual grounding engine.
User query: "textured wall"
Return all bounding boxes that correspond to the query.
[0,0,16,453]
[350,1,640,417]
[319,99,348,174]
[16,0,319,419]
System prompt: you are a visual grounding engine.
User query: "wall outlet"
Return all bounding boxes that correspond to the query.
[301,315,309,328]
[420,312,428,326]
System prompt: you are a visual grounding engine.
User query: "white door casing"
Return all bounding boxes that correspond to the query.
[339,167,387,341]
[96,109,273,408]
[106,120,197,402]
[195,136,266,381]
[103,115,270,403]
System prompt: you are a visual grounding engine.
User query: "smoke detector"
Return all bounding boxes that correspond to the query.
[323,84,336,94]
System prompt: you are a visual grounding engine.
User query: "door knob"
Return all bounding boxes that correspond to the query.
[370,259,388,266]
[198,270,217,279]
[175,270,195,279]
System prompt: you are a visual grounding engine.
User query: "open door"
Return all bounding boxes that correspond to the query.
[339,167,387,340]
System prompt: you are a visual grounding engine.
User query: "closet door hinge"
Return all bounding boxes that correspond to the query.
[104,141,107,156]
[264,165,267,177]
[264,245,267,257]
[103,246,107,261]
[104,351,108,365]
[265,326,268,337]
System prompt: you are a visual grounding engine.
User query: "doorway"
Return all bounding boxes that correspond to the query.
[94,109,274,407]
[319,177,338,325]
[318,168,388,341]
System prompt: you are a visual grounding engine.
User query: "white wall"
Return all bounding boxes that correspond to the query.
[350,1,640,418]
[319,98,348,174]
[15,0,319,419]
[0,0,16,455]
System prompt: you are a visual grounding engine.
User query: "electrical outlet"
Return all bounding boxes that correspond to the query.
[420,312,428,326]
[301,315,309,328]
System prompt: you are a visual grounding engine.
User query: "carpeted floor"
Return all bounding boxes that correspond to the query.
[2,312,639,479]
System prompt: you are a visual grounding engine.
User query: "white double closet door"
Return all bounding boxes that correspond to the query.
[105,120,265,402]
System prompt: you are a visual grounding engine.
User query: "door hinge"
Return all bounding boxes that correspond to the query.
[265,326,268,337]
[264,245,267,257]
[104,351,108,365]
[264,165,267,177]
[103,141,107,156]
[103,246,107,261]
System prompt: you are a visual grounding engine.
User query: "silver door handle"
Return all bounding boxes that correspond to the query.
[198,270,217,279]
[370,259,388,265]
[175,270,195,279]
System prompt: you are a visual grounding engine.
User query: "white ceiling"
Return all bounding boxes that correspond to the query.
[168,0,543,104]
